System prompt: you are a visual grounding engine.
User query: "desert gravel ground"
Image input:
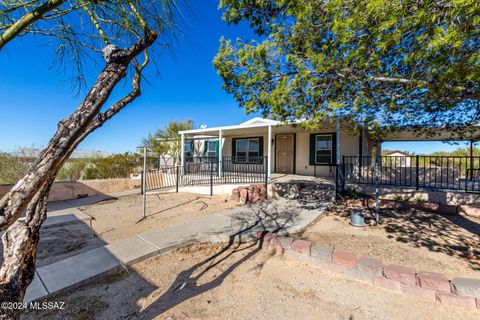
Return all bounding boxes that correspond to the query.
[297,201,480,278]
[24,242,480,320]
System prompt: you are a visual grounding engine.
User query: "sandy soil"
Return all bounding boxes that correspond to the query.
[0,193,238,267]
[297,201,480,278]
[24,242,479,320]
[79,192,238,243]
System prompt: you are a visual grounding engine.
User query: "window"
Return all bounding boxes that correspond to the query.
[315,135,333,164]
[309,133,335,165]
[184,141,193,161]
[234,137,262,163]
[206,140,218,159]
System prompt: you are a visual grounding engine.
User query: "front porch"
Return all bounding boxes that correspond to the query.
[178,117,364,180]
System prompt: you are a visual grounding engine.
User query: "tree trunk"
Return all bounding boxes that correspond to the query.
[0,31,157,319]
[0,183,50,319]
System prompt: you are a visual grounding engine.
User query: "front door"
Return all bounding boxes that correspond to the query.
[275,134,294,174]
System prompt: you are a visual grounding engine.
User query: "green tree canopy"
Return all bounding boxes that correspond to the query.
[214,0,480,139]
[143,119,193,165]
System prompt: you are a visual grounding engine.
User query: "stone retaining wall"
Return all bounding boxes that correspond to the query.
[231,184,268,204]
[257,232,480,311]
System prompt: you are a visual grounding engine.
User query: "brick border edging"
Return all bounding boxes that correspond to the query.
[257,231,480,311]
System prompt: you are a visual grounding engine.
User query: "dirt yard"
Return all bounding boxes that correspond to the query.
[79,192,237,242]
[8,192,238,267]
[297,200,480,278]
[24,242,479,320]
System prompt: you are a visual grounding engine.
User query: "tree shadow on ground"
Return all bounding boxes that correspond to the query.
[325,199,480,271]
[271,180,335,210]
[138,200,303,319]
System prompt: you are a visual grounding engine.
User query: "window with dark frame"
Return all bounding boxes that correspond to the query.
[235,138,260,163]
[206,140,217,159]
[184,141,193,161]
[315,134,333,164]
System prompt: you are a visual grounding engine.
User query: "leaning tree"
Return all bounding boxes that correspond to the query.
[0,0,183,317]
[214,0,480,140]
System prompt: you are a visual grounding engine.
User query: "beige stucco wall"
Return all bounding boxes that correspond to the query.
[0,178,141,202]
[223,133,275,170]
[295,130,359,176]
[188,126,367,178]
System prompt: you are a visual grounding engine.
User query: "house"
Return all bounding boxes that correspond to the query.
[178,117,374,179]
[381,150,412,167]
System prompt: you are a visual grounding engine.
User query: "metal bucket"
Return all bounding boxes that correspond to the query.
[351,211,366,227]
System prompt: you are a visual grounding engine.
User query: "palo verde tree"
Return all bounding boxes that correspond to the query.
[143,119,194,166]
[0,0,183,317]
[214,0,480,140]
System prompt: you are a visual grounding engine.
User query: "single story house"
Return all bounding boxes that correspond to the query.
[178,117,374,179]
[381,150,412,167]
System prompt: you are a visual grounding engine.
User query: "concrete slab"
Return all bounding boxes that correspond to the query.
[28,194,331,302]
[24,274,49,303]
[106,237,159,265]
[37,246,121,294]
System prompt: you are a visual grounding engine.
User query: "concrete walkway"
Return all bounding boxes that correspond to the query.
[25,194,333,303]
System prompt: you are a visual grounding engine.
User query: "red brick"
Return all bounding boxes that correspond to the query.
[373,276,401,292]
[356,257,383,281]
[332,250,358,268]
[239,188,248,204]
[291,239,311,255]
[415,272,450,292]
[400,284,436,301]
[383,265,416,285]
[436,292,477,310]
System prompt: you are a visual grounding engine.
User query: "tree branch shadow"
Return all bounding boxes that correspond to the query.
[138,199,302,319]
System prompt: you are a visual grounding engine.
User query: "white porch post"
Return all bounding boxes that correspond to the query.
[336,117,341,200]
[180,133,185,171]
[336,118,341,165]
[218,129,223,177]
[267,125,272,179]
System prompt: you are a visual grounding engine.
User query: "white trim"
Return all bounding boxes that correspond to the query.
[180,133,185,169]
[179,121,280,135]
[268,125,272,178]
[336,118,341,165]
[240,117,280,126]
[218,130,223,177]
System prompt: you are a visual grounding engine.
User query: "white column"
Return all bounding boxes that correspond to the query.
[180,133,185,170]
[336,118,341,165]
[218,130,223,177]
[267,125,272,179]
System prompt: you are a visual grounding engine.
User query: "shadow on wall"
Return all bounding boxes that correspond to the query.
[0,178,141,202]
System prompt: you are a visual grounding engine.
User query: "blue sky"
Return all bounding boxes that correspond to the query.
[0,1,468,155]
[0,1,258,153]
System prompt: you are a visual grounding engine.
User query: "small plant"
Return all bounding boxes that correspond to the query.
[393,194,404,201]
[344,187,364,199]
[413,197,426,203]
